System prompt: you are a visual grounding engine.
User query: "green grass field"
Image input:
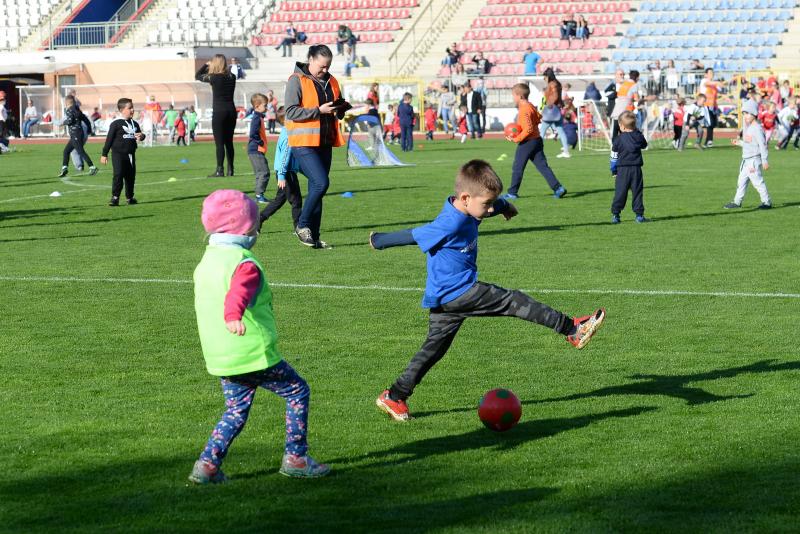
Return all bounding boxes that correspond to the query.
[2,138,799,532]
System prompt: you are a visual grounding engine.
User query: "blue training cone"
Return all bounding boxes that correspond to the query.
[180,158,189,164]
[341,192,353,198]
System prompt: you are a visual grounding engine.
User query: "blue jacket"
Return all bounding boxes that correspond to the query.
[274,127,300,180]
[248,111,266,155]
[610,130,647,174]
[398,102,414,127]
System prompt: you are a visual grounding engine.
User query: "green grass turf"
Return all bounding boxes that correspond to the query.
[2,138,799,532]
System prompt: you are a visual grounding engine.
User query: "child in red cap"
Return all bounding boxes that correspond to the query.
[190,189,330,484]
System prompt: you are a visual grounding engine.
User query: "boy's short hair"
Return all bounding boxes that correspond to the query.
[251,93,267,107]
[403,92,412,100]
[677,98,686,106]
[512,83,530,100]
[276,105,286,125]
[629,70,640,81]
[455,159,503,197]
[64,95,75,105]
[387,103,394,110]
[619,111,637,131]
[365,98,375,106]
[696,93,706,102]
[117,98,133,111]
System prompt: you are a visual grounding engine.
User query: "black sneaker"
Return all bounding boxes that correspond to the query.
[295,226,315,247]
[723,202,741,209]
[58,167,68,178]
[88,166,98,176]
[757,202,772,210]
[109,197,120,206]
[127,197,138,205]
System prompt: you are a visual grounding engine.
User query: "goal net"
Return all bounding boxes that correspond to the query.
[579,100,677,151]
[345,114,410,167]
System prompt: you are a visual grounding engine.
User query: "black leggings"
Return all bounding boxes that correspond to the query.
[62,136,93,168]
[212,108,237,169]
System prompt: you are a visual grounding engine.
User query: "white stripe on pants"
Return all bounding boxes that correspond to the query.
[734,157,771,205]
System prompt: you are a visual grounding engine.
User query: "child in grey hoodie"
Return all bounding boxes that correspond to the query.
[724,99,771,210]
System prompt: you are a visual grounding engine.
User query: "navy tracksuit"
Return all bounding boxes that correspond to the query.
[610,130,647,216]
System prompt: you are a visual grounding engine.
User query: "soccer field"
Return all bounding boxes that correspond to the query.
[3,139,799,532]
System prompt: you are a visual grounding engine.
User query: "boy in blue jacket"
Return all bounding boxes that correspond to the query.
[369,159,606,421]
[398,92,415,152]
[248,94,271,203]
[259,107,303,235]
[610,111,648,224]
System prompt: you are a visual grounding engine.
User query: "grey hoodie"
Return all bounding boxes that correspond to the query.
[741,120,768,164]
[284,62,344,146]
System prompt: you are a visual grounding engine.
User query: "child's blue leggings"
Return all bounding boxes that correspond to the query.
[199,360,310,467]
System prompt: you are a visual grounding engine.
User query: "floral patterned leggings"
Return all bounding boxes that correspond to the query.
[199,360,310,467]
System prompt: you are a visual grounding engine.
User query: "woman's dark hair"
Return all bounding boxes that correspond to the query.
[308,44,333,60]
[543,67,557,83]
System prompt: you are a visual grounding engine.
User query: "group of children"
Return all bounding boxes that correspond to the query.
[140,104,197,147]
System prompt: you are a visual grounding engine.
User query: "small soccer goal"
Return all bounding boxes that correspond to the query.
[345,114,411,168]
[579,100,678,151]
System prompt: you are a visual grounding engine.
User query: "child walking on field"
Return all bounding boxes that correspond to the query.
[369,160,605,421]
[610,111,648,223]
[190,189,330,483]
[724,100,772,210]
[248,93,271,204]
[259,107,303,233]
[100,98,145,206]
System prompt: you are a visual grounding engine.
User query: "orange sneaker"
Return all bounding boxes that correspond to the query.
[376,389,410,421]
[566,308,606,349]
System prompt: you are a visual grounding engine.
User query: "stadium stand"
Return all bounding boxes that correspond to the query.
[0,0,63,50]
[611,0,798,74]
[252,0,421,48]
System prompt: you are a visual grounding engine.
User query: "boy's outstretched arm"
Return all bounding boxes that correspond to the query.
[485,197,518,220]
[370,229,416,250]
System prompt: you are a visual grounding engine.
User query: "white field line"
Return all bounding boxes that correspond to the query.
[0,275,798,299]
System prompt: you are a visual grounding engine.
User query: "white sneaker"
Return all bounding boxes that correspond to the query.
[556,150,571,158]
[460,134,467,143]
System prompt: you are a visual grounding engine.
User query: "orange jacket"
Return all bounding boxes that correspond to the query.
[511,100,541,143]
[285,72,345,147]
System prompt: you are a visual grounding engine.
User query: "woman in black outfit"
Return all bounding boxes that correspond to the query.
[196,54,237,177]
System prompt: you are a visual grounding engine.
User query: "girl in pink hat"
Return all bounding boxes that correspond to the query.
[189,189,330,484]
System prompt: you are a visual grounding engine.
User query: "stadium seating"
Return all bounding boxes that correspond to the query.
[0,0,62,50]
[614,0,796,72]
[252,0,420,47]
[447,0,631,87]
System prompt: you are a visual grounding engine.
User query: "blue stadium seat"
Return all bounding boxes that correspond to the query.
[745,47,759,59]
[732,48,745,59]
[640,1,653,10]
[766,35,779,46]
[739,34,753,46]
[604,63,617,74]
[697,11,712,22]
[752,11,766,21]
[640,26,653,36]
[719,48,733,59]
[612,51,625,61]
[777,10,791,20]
[758,48,773,58]
[742,0,756,6]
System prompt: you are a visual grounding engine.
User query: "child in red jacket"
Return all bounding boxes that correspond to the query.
[175,110,187,146]
[424,103,437,140]
[672,99,685,149]
[759,102,777,142]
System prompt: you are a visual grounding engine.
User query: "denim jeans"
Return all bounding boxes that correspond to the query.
[293,145,332,240]
[440,108,453,134]
[539,120,569,151]
[22,118,39,137]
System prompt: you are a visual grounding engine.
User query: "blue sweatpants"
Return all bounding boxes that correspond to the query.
[400,124,414,151]
[293,145,332,241]
[508,137,562,196]
[199,360,310,467]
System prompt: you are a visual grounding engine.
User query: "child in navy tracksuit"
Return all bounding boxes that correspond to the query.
[58,95,97,177]
[248,93,271,203]
[260,107,303,231]
[369,159,606,421]
[398,92,415,152]
[610,111,648,223]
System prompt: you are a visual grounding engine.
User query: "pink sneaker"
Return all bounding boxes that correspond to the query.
[279,454,331,478]
[188,460,227,485]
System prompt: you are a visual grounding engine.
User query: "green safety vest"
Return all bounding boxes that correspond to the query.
[193,245,282,376]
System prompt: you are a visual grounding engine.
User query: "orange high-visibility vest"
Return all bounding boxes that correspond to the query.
[257,114,268,154]
[617,80,638,111]
[286,73,345,147]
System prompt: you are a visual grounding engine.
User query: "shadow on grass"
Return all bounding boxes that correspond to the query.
[335,407,656,469]
[565,184,676,199]
[0,214,154,229]
[0,234,100,243]
[135,194,209,205]
[0,206,85,221]
[482,201,800,236]
[533,359,800,406]
[1,453,556,532]
[1,177,65,189]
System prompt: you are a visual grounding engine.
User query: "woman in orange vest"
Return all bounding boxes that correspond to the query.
[284,44,350,249]
[610,70,640,140]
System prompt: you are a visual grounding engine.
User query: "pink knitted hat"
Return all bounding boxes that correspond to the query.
[201,189,259,235]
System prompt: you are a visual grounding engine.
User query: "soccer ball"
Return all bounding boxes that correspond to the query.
[504,123,522,138]
[478,388,522,432]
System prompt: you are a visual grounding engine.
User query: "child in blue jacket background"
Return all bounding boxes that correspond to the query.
[259,107,303,233]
